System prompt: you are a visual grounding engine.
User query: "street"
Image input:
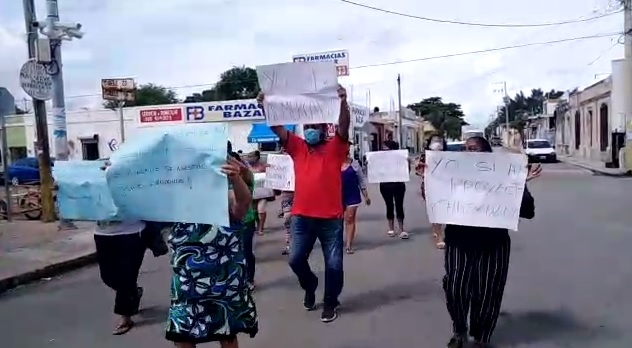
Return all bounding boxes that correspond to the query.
[1,162,631,348]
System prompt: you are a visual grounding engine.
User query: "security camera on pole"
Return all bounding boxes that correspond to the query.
[101,78,136,142]
[35,0,84,229]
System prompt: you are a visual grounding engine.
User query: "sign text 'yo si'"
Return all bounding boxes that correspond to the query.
[19,59,53,101]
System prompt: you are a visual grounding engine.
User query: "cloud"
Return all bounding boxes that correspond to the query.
[0,0,624,126]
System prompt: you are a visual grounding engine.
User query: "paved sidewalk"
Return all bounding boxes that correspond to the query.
[0,220,95,293]
[557,155,628,177]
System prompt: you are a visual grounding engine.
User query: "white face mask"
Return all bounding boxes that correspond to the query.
[429,142,443,151]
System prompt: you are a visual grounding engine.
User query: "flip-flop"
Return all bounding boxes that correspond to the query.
[112,321,134,335]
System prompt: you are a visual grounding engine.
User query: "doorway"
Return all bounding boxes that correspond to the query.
[599,104,609,152]
[80,135,100,160]
[574,111,580,150]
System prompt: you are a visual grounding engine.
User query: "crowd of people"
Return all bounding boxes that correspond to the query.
[90,84,541,348]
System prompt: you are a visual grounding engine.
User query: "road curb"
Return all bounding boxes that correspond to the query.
[558,158,629,177]
[0,251,97,294]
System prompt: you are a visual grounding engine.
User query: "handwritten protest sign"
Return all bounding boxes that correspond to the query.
[264,154,295,191]
[366,150,410,183]
[424,151,528,230]
[350,103,369,128]
[53,160,121,221]
[253,172,274,199]
[106,123,229,226]
[256,61,339,126]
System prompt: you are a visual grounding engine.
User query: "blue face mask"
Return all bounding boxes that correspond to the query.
[304,128,322,145]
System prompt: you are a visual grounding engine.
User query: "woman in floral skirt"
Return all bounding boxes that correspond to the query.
[166,153,258,348]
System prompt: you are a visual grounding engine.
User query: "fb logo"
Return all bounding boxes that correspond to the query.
[186,106,204,120]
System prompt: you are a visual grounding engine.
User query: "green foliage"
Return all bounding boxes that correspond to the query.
[407,97,467,139]
[184,66,260,103]
[485,88,564,135]
[103,83,179,109]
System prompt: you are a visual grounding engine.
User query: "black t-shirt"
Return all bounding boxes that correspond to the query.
[384,140,399,150]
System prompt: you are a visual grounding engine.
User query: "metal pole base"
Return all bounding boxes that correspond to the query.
[57,219,78,230]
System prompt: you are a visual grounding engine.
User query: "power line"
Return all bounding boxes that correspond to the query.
[55,31,619,101]
[339,0,622,28]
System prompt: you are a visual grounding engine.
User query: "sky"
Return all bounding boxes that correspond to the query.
[0,0,625,128]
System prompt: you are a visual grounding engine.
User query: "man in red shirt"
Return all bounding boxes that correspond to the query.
[257,85,350,323]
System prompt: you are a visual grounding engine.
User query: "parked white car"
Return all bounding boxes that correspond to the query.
[524,139,557,163]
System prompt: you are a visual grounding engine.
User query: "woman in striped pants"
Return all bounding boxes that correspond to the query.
[443,136,540,348]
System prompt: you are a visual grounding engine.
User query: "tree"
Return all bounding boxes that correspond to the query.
[485,88,564,136]
[184,66,260,102]
[407,97,467,139]
[103,83,179,109]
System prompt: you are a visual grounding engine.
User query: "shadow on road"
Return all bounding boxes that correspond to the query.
[493,309,610,346]
[137,304,169,327]
[357,212,385,222]
[255,274,299,292]
[342,279,442,315]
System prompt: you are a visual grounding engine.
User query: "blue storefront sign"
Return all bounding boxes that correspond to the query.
[185,99,265,122]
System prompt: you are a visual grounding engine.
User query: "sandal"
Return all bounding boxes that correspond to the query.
[112,320,134,335]
[345,247,355,254]
[433,233,445,249]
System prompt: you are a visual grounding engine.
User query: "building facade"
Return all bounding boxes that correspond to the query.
[554,71,625,168]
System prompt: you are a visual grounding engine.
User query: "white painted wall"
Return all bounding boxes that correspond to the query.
[23,108,138,159]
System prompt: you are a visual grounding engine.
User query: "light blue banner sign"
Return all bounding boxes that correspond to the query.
[106,123,229,226]
[53,160,122,221]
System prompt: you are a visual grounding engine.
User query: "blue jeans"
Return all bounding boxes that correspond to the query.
[288,215,344,307]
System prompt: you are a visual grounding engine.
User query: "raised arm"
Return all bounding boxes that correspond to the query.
[336,85,350,141]
[257,92,288,145]
[223,157,252,221]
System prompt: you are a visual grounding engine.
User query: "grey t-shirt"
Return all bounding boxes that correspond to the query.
[94,220,145,236]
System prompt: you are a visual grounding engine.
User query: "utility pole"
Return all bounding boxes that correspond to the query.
[396,74,404,146]
[22,0,56,222]
[625,0,631,59]
[503,81,511,147]
[45,0,69,161]
[620,0,632,172]
[38,0,84,229]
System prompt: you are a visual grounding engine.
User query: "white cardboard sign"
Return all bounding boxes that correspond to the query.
[424,151,528,230]
[366,150,410,183]
[264,154,295,191]
[256,61,339,126]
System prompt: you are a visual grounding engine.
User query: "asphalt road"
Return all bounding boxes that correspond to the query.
[1,162,631,348]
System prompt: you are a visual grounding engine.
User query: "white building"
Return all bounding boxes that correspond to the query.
[22,99,300,160]
[20,98,373,160]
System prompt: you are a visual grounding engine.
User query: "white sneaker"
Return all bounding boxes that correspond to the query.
[387,230,396,237]
[399,231,409,239]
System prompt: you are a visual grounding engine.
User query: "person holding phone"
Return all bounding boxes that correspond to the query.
[166,141,258,348]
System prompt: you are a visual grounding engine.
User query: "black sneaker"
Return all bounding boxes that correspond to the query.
[303,291,316,311]
[447,334,467,348]
[320,303,339,323]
